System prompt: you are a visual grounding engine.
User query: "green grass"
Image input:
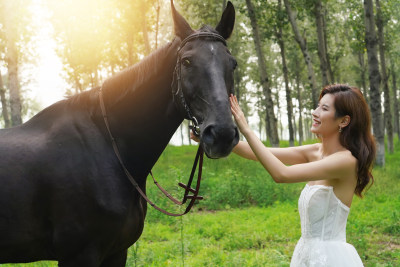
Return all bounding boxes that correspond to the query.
[1,140,399,266]
[131,140,400,266]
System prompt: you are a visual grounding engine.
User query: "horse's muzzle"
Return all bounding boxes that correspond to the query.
[201,123,239,159]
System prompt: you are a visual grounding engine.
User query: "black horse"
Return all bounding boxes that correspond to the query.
[0,1,237,266]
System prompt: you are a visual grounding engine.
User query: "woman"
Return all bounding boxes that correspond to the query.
[229,84,376,266]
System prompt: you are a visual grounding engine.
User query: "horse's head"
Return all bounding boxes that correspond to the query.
[171,1,239,159]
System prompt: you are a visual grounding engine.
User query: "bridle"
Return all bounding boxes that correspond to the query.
[172,31,227,136]
[98,32,227,216]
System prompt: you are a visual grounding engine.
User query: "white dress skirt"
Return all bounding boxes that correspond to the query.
[290,184,364,267]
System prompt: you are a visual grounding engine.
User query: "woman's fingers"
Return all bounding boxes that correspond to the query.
[190,131,200,143]
[229,94,249,134]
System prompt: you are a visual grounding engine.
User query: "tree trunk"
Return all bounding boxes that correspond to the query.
[391,61,399,140]
[180,124,184,145]
[187,121,192,145]
[314,0,331,86]
[375,0,393,153]
[0,71,11,128]
[364,0,385,166]
[155,0,160,50]
[3,1,23,126]
[284,0,319,108]
[357,51,368,103]
[141,2,151,55]
[245,0,279,147]
[324,12,334,83]
[277,0,294,146]
[296,77,303,146]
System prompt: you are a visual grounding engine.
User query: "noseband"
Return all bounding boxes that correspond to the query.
[172,32,227,136]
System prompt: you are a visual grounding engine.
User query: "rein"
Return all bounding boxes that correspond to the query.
[98,32,227,216]
[98,88,204,217]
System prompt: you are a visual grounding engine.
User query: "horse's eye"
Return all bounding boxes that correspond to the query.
[182,58,191,67]
[233,59,238,70]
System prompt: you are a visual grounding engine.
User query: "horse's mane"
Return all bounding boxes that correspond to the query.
[65,25,218,108]
[66,38,179,107]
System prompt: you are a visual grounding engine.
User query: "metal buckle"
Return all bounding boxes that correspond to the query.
[190,117,200,136]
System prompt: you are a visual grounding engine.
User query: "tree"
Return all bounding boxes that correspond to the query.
[283,0,319,108]
[245,0,279,147]
[386,0,400,140]
[0,70,10,128]
[275,0,294,146]
[364,0,385,166]
[1,1,23,126]
[376,0,393,153]
[314,0,331,86]
[346,0,369,99]
[391,61,399,139]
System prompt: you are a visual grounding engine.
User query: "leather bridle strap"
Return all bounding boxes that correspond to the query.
[98,88,204,216]
[172,31,227,136]
[178,32,227,52]
[150,145,204,205]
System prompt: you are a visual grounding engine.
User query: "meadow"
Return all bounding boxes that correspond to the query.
[1,140,399,267]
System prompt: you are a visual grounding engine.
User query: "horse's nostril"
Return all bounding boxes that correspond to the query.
[202,124,239,145]
[202,125,216,145]
[234,127,239,141]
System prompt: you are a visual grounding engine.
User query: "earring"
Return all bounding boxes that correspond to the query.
[339,126,342,133]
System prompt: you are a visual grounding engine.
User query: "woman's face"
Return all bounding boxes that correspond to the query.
[311,94,342,137]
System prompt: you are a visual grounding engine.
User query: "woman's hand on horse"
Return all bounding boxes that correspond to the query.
[190,131,200,143]
[230,94,251,136]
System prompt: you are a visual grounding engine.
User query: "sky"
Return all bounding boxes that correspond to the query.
[28,0,66,109]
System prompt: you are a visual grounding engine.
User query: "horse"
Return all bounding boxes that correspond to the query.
[0,1,237,266]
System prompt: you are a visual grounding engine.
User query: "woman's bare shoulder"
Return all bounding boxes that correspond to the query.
[333,150,358,168]
[296,143,321,162]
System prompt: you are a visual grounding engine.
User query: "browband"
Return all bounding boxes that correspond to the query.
[178,32,227,52]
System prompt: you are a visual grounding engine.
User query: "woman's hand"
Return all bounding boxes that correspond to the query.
[190,130,200,143]
[230,94,251,136]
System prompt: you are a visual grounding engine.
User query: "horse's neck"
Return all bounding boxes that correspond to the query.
[107,66,183,179]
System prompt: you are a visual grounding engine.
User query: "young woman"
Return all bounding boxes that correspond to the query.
[228,84,376,266]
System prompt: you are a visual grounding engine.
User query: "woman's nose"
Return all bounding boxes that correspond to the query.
[311,109,316,116]
[311,106,320,116]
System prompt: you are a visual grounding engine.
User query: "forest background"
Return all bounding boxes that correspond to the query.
[0,0,399,266]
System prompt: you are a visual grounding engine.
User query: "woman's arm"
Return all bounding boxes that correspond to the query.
[192,127,317,165]
[232,141,258,161]
[230,95,356,183]
[243,129,355,183]
[233,140,318,165]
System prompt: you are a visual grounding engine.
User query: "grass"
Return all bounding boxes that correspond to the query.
[130,140,400,266]
[1,140,399,266]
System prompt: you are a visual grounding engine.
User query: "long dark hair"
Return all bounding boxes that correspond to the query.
[320,84,376,197]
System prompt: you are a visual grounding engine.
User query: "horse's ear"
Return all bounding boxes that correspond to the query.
[215,1,235,40]
[171,0,193,40]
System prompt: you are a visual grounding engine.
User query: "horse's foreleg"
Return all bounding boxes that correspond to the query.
[100,249,127,267]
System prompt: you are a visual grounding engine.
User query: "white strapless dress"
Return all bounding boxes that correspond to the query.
[290,184,364,267]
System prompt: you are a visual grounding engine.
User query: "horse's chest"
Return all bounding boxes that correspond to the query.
[106,195,147,251]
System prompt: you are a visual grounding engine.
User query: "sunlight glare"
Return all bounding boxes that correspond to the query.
[30,0,66,108]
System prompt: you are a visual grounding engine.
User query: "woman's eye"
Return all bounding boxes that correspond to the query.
[182,58,191,67]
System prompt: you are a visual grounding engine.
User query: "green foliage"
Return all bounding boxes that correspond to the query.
[1,143,399,266]
[137,143,400,266]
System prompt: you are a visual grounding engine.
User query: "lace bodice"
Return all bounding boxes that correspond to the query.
[290,184,364,267]
[298,184,350,241]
